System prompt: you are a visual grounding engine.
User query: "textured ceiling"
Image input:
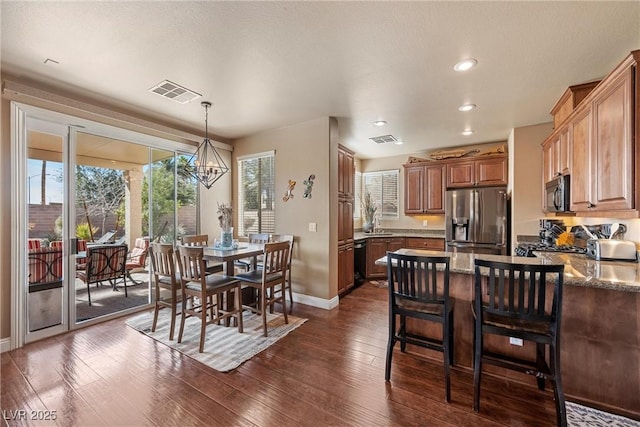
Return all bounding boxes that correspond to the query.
[2,1,639,159]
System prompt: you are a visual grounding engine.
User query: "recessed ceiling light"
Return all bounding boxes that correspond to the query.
[373,120,387,126]
[454,58,478,72]
[458,104,476,112]
[461,129,474,136]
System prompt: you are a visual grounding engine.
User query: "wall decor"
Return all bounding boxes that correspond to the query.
[303,174,315,198]
[283,179,296,202]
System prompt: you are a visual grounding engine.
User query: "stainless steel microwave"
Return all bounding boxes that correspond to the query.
[545,175,570,212]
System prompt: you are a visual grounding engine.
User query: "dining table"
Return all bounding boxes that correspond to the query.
[202,242,264,275]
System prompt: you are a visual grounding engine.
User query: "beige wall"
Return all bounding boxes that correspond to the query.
[1,98,11,339]
[509,122,553,250]
[232,117,335,301]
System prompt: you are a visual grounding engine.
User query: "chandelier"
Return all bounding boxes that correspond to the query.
[184,101,229,189]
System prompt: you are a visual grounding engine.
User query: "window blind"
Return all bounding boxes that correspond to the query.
[362,169,399,219]
[237,153,276,236]
[354,171,362,219]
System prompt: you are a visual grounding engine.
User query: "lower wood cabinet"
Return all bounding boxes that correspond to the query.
[366,237,405,279]
[404,237,445,250]
[338,243,354,295]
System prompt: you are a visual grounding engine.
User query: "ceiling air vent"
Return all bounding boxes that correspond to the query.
[149,80,202,104]
[369,134,398,144]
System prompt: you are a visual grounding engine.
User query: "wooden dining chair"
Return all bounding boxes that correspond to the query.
[385,252,454,402]
[182,234,223,273]
[175,245,243,353]
[472,258,566,426]
[270,234,294,313]
[234,240,290,337]
[236,233,270,272]
[149,243,181,340]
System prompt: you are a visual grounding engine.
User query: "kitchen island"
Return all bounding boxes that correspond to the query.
[376,249,639,420]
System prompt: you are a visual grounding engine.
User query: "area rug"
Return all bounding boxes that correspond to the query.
[369,279,388,288]
[126,309,307,372]
[567,402,639,426]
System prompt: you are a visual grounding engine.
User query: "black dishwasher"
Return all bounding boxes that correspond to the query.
[354,238,367,284]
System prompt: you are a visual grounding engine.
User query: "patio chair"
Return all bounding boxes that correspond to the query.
[76,244,128,306]
[125,237,150,285]
[89,231,116,245]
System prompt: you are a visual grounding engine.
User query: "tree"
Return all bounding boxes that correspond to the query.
[75,165,125,239]
[141,156,197,240]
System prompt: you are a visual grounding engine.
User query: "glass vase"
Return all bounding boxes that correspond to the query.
[221,227,233,248]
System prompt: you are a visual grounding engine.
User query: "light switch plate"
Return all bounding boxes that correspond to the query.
[422,220,428,227]
[308,222,317,232]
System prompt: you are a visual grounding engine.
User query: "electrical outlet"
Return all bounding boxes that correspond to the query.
[509,337,524,346]
[308,222,317,232]
[422,220,428,227]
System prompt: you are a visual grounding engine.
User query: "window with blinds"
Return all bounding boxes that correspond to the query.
[362,169,399,219]
[354,171,362,220]
[237,152,276,236]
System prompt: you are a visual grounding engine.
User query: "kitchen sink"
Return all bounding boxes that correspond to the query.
[366,232,394,236]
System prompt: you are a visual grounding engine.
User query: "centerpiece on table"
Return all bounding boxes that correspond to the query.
[217,202,234,248]
[362,191,377,233]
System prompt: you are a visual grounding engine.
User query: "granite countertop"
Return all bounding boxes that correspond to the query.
[375,249,640,293]
[354,229,445,240]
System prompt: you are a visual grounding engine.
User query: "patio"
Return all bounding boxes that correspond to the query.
[74,271,151,322]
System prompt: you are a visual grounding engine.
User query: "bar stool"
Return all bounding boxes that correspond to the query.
[385,252,454,402]
[472,258,566,426]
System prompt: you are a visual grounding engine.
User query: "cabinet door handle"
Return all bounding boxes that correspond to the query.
[587,202,596,208]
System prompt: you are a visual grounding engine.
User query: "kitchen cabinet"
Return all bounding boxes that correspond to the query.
[549,80,600,128]
[338,243,354,294]
[542,128,570,183]
[338,144,355,294]
[446,155,507,188]
[337,199,354,245]
[366,237,405,279]
[404,163,445,214]
[405,237,445,250]
[565,54,636,215]
[338,145,355,198]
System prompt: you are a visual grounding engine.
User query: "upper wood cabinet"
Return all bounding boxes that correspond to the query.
[550,80,600,128]
[403,163,445,214]
[546,50,639,217]
[542,128,571,183]
[446,155,507,188]
[338,145,355,198]
[590,66,634,211]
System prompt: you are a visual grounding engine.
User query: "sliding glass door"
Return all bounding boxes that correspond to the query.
[73,130,152,323]
[15,103,199,344]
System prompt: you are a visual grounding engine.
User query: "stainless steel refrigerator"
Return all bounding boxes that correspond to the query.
[445,187,509,255]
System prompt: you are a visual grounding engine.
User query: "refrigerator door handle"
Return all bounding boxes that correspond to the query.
[473,189,481,242]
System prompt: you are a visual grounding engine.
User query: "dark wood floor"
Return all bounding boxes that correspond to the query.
[2,282,560,426]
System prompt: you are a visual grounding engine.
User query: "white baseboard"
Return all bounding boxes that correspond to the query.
[292,292,339,310]
[0,337,12,353]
